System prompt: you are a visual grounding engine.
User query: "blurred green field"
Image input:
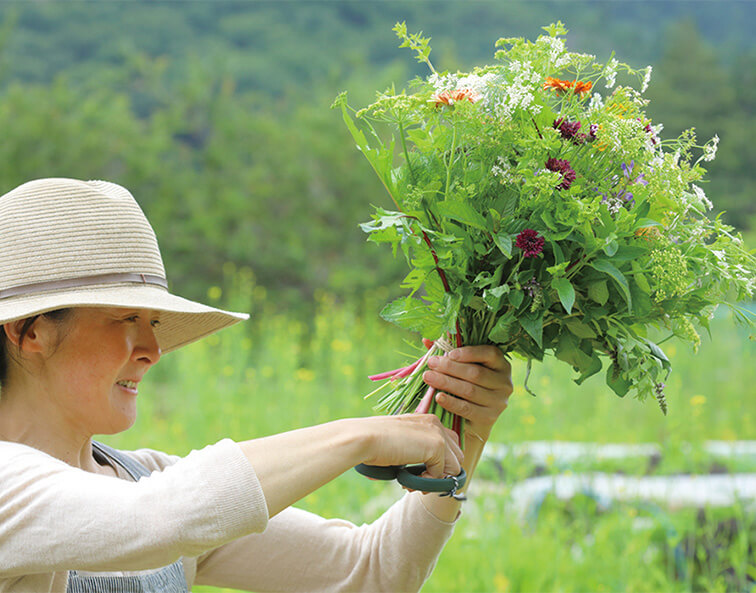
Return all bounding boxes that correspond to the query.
[102,272,756,592]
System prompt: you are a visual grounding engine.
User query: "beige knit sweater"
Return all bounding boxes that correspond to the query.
[0,439,457,592]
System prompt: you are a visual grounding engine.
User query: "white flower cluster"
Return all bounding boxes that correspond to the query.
[703,134,720,162]
[537,35,571,69]
[489,60,542,120]
[605,117,646,158]
[589,92,604,113]
[605,195,624,215]
[690,184,713,211]
[428,72,458,93]
[491,156,515,185]
[456,72,500,102]
[641,66,653,93]
[604,58,619,89]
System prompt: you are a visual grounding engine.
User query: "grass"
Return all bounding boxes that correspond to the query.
[101,277,756,592]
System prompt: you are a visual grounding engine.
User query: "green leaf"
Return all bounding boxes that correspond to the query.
[483,284,509,311]
[633,218,662,230]
[606,363,632,397]
[565,318,597,339]
[603,238,618,257]
[588,280,609,305]
[590,260,632,312]
[574,354,602,385]
[541,210,557,230]
[552,277,575,314]
[644,339,671,372]
[380,297,444,339]
[519,311,544,348]
[613,246,648,261]
[489,311,516,343]
[493,231,513,258]
[436,200,489,231]
[509,289,524,308]
[555,332,592,369]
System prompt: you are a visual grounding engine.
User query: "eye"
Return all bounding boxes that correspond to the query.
[150,319,161,328]
[125,315,139,323]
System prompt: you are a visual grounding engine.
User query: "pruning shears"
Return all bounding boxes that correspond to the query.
[354,463,467,500]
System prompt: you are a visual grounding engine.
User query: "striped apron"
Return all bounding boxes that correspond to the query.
[66,441,189,593]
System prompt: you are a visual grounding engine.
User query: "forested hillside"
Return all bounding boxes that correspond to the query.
[0,1,752,306]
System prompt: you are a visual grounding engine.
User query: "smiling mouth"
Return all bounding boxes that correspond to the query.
[116,380,138,390]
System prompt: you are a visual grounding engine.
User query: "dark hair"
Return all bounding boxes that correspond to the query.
[0,309,71,385]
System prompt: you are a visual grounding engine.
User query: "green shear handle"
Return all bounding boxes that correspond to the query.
[354,463,467,500]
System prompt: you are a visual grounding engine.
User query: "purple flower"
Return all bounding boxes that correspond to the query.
[515,229,545,258]
[621,161,648,186]
[545,158,577,190]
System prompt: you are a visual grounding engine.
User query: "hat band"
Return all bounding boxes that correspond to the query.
[0,273,168,300]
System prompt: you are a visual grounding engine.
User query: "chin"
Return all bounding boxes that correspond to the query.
[100,410,138,435]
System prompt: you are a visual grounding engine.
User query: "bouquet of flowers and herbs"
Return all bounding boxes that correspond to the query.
[333,22,755,437]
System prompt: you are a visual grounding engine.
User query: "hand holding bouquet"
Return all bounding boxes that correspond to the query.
[333,22,755,435]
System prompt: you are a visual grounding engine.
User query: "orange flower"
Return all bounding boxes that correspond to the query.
[431,88,478,107]
[543,76,572,92]
[543,77,593,95]
[635,227,662,241]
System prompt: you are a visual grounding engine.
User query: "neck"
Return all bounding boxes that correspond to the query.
[0,377,102,473]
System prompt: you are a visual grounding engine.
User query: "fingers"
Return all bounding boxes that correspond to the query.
[435,391,505,428]
[448,345,510,372]
[423,348,513,397]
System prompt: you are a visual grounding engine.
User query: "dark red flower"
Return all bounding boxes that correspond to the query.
[515,229,545,258]
[553,118,582,140]
[545,157,577,190]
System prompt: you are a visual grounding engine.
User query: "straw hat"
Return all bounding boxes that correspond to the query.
[0,178,248,352]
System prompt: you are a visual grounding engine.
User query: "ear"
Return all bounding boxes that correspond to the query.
[3,318,47,354]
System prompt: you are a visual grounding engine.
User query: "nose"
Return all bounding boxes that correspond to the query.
[133,320,162,366]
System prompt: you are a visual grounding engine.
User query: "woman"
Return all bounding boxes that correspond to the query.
[0,178,513,592]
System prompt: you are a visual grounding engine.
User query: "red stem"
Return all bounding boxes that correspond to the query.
[401,215,464,435]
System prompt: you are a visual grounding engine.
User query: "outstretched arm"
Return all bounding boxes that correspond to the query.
[238,413,463,519]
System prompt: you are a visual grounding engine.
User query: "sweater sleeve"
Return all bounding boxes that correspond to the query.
[0,439,268,577]
[194,491,458,593]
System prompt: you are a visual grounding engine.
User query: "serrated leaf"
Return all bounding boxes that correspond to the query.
[380,297,444,339]
[483,284,509,311]
[519,311,544,348]
[590,260,632,312]
[606,362,631,397]
[493,231,513,258]
[509,289,524,308]
[489,311,516,343]
[552,277,575,314]
[436,200,489,231]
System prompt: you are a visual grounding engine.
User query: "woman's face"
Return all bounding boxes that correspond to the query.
[43,307,162,436]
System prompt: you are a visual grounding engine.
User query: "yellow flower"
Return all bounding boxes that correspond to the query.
[493,574,511,593]
[296,368,316,382]
[690,395,706,407]
[331,338,353,353]
[522,414,536,425]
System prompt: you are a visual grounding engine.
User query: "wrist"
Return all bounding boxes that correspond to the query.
[333,417,374,467]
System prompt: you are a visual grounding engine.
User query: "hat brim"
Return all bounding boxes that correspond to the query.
[0,284,248,353]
